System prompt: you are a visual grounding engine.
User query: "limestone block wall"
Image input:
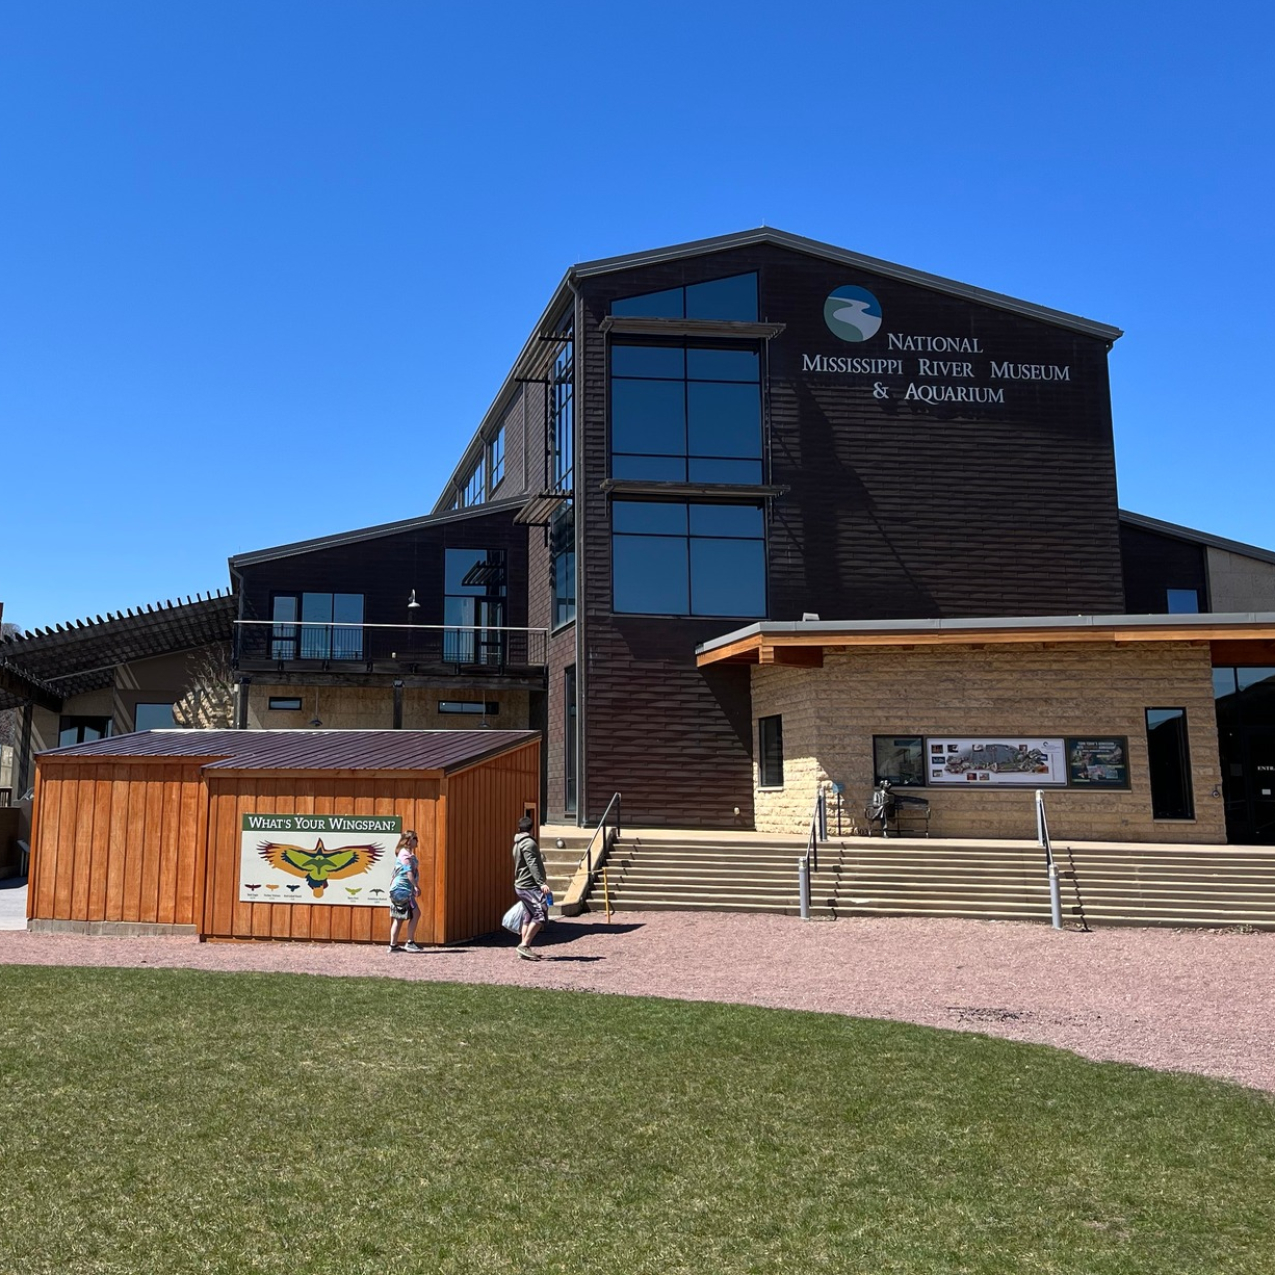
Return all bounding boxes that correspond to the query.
[247,685,531,731]
[751,641,1225,843]
[1207,546,1275,613]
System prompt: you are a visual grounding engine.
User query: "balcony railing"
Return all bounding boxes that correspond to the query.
[233,620,548,673]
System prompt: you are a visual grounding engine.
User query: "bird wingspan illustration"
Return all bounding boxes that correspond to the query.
[257,839,384,895]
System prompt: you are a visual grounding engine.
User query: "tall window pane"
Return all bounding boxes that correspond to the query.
[611,379,686,455]
[687,382,761,459]
[1146,708,1194,819]
[759,716,784,788]
[690,539,766,616]
[613,535,690,614]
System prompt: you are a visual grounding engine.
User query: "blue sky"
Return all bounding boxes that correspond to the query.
[2,0,1271,631]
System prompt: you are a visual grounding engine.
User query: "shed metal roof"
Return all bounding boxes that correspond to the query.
[40,728,539,773]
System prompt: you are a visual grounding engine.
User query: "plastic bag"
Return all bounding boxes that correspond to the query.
[501,901,528,934]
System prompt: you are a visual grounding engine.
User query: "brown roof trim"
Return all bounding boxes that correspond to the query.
[696,613,1275,666]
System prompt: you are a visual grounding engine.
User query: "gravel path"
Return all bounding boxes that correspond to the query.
[3,914,1273,1093]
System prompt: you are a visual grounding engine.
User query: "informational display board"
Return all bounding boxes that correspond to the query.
[926,738,1066,787]
[1065,738,1130,789]
[238,813,402,906]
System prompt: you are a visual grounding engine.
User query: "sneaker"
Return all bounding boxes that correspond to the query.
[517,945,541,961]
[403,942,426,953]
[387,945,403,953]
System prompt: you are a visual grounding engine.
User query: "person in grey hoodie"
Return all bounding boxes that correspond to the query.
[512,815,549,960]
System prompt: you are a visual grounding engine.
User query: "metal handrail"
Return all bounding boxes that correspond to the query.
[582,792,622,876]
[1035,788,1062,929]
[559,792,622,915]
[798,788,826,920]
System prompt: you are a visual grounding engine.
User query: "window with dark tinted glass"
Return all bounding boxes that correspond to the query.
[873,736,926,787]
[268,697,304,711]
[1166,588,1200,613]
[133,703,175,731]
[1145,708,1194,819]
[611,273,758,322]
[612,500,765,617]
[551,507,575,629]
[611,340,762,484]
[438,701,499,715]
[58,716,113,747]
[758,716,784,787]
[445,549,507,664]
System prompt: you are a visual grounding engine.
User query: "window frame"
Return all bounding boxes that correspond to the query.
[610,498,767,619]
[758,715,784,789]
[267,696,304,712]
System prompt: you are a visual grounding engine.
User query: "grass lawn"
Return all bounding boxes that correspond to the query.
[1,967,1273,1274]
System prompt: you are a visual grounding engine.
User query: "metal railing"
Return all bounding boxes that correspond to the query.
[233,620,548,671]
[560,792,622,915]
[798,788,827,920]
[1035,788,1062,930]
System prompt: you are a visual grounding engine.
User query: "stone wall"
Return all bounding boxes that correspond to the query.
[245,684,531,731]
[1207,546,1275,613]
[751,641,1226,843]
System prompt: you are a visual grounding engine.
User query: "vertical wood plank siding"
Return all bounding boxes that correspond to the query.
[442,739,541,943]
[200,774,440,944]
[29,760,208,925]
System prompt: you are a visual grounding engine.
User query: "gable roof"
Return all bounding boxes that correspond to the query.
[433,226,1123,511]
[1119,510,1275,567]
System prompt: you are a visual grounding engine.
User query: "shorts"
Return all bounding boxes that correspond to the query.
[389,895,418,922]
[516,886,547,925]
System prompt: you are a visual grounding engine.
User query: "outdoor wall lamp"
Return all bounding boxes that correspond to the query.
[407,589,421,610]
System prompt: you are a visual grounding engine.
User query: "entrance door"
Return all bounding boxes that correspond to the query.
[1220,729,1275,844]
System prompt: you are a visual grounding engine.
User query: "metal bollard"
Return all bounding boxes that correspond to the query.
[798,857,810,920]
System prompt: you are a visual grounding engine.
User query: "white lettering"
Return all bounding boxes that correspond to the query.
[990,361,1071,381]
[888,334,983,353]
[904,383,1005,404]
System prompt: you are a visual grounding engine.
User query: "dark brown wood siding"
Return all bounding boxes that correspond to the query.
[237,507,529,630]
[1120,523,1209,613]
[572,242,1125,826]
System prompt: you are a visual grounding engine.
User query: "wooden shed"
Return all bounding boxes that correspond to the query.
[28,729,540,944]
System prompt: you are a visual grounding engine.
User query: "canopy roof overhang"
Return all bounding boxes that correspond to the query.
[695,613,1275,669]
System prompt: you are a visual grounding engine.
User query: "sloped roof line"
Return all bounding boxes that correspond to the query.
[1,588,234,647]
[431,225,1123,511]
[1119,509,1275,566]
[229,495,528,568]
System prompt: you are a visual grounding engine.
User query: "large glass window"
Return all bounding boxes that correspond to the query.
[550,507,575,629]
[611,340,761,484]
[612,500,765,617]
[462,458,486,508]
[1145,707,1195,819]
[270,593,364,661]
[759,715,784,788]
[488,426,505,492]
[873,736,926,787]
[444,548,506,664]
[134,703,175,731]
[611,272,758,322]
[552,317,573,495]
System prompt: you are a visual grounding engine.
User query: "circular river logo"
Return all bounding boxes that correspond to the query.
[824,285,882,342]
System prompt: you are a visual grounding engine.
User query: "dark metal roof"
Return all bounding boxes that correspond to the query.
[431,226,1124,513]
[0,591,234,709]
[40,728,539,773]
[229,497,526,568]
[1119,510,1275,566]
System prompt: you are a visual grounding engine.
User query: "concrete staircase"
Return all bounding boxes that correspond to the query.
[561,833,1275,929]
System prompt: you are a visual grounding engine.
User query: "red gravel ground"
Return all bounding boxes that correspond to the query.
[3,914,1273,1093]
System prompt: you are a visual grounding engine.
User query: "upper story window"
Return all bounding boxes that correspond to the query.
[551,507,575,629]
[444,548,506,664]
[611,272,758,322]
[612,500,765,617]
[271,592,364,661]
[1166,588,1200,613]
[611,340,761,484]
[462,458,486,508]
[488,425,505,492]
[552,319,574,496]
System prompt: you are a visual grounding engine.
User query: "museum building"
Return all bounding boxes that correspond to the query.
[215,229,1275,844]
